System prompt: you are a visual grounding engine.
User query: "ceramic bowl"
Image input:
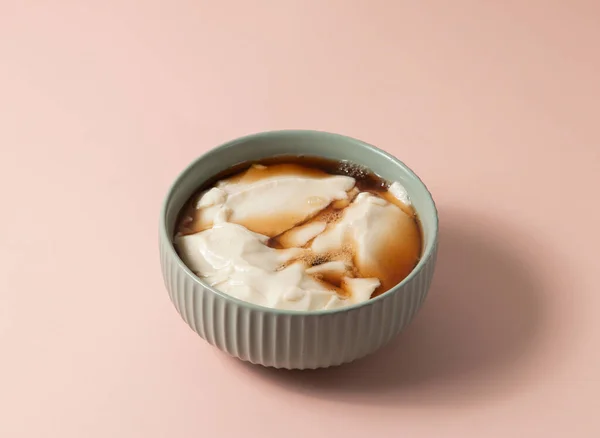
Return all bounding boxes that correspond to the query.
[159,130,438,369]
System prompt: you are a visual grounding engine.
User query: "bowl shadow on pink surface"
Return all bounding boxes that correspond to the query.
[233,208,548,406]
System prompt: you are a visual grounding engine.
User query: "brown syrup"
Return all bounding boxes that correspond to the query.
[175,156,423,298]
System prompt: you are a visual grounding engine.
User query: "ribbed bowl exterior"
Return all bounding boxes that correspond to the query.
[159,236,437,370]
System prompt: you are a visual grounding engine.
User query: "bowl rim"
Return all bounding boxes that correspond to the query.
[159,129,439,316]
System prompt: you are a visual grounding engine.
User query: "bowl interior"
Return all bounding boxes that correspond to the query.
[162,130,438,298]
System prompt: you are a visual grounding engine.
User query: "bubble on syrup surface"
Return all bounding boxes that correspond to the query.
[336,160,369,179]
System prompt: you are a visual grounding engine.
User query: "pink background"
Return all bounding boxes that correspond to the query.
[1,1,599,437]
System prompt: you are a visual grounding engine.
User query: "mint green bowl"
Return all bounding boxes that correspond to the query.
[159,130,438,369]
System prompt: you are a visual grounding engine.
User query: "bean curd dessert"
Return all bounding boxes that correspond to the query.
[174,157,422,311]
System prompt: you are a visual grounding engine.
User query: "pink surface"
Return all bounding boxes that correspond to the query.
[1,1,599,437]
